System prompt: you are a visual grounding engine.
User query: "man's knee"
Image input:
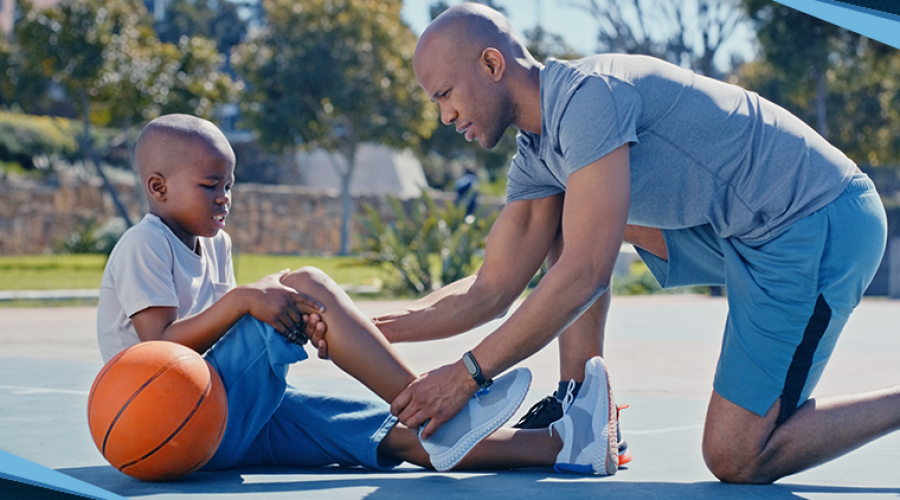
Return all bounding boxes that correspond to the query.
[702,439,772,484]
[702,392,781,484]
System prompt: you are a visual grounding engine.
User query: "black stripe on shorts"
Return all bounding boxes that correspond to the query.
[778,294,832,425]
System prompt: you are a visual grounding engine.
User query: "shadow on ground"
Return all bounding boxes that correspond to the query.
[59,465,900,500]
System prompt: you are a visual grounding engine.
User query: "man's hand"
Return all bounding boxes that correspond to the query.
[390,361,477,440]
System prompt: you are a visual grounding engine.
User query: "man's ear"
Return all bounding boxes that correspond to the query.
[147,173,167,202]
[481,48,506,82]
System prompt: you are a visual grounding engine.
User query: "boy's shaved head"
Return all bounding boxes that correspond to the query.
[135,114,234,183]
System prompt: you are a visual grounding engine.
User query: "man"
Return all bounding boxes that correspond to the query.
[373,3,898,483]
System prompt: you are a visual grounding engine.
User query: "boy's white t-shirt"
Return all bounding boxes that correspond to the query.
[96,214,236,363]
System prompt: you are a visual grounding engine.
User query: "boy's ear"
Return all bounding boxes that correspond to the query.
[147,173,167,202]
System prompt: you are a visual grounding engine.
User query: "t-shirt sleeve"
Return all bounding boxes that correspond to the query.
[556,76,641,176]
[506,132,566,203]
[111,229,180,318]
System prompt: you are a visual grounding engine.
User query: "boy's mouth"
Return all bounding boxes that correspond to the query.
[213,213,227,228]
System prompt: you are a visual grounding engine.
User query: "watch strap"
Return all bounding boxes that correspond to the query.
[462,351,493,389]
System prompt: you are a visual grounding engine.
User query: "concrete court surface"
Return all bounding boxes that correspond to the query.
[1,295,899,500]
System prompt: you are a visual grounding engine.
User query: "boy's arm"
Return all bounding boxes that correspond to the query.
[131,270,326,354]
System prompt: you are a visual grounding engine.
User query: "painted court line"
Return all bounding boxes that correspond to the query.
[625,424,703,435]
[0,385,89,396]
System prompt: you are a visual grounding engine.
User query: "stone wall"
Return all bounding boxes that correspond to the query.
[0,176,502,256]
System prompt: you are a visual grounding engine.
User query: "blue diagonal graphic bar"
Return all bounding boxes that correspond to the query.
[0,450,126,500]
[774,0,900,49]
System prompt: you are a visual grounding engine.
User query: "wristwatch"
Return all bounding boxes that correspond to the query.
[462,351,493,389]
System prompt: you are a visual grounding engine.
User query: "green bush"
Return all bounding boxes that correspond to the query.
[356,191,498,296]
[54,218,126,256]
[0,111,80,171]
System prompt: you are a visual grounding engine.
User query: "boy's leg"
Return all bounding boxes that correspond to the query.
[380,423,561,470]
[702,176,899,483]
[202,315,309,470]
[281,267,533,471]
[281,267,416,402]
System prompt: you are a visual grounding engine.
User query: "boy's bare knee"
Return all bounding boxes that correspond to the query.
[281,267,340,299]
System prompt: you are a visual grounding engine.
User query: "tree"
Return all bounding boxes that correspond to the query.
[14,0,238,225]
[564,0,747,78]
[235,0,436,255]
[155,0,248,56]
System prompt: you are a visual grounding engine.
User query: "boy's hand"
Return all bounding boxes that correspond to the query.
[306,313,329,359]
[241,269,326,338]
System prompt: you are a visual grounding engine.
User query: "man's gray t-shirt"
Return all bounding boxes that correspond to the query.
[506,54,857,243]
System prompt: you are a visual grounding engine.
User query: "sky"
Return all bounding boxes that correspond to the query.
[399,0,759,72]
[400,0,600,54]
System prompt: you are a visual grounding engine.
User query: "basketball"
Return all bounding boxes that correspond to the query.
[87,341,228,481]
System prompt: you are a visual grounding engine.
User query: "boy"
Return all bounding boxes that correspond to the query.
[96,114,616,475]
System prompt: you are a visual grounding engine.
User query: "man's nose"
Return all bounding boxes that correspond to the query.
[440,105,457,126]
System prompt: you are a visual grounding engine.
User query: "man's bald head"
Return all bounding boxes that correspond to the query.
[416,3,530,68]
[134,114,233,183]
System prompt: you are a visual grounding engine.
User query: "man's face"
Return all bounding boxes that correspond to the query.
[414,40,513,150]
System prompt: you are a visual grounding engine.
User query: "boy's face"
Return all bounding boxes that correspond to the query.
[158,139,235,249]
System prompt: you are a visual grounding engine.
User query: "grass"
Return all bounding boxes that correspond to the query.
[0,254,386,290]
[0,254,108,290]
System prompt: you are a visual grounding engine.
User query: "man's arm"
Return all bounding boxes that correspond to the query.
[393,145,631,438]
[373,193,565,343]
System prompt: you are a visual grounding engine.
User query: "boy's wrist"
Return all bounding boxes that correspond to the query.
[227,285,253,317]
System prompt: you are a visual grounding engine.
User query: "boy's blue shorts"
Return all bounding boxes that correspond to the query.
[636,174,886,421]
[202,315,401,471]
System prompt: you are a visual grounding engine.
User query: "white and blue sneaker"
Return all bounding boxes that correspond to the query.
[550,356,618,475]
[418,367,532,471]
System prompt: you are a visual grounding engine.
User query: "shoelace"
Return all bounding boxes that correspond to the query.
[549,379,577,437]
[515,395,557,426]
[559,379,576,413]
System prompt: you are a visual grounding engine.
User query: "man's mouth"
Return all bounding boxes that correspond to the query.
[457,123,474,142]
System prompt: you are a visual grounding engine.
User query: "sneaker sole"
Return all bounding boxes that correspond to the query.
[424,367,532,472]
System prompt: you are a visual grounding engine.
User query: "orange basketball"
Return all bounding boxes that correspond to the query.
[87,341,228,481]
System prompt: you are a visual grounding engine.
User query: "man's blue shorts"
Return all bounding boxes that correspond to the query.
[636,174,886,421]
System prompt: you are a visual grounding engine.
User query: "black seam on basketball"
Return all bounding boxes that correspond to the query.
[89,342,153,417]
[119,377,212,471]
[102,352,195,456]
[179,407,227,476]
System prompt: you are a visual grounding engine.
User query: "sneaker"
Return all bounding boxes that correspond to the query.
[515,392,631,467]
[418,367,532,472]
[550,357,618,475]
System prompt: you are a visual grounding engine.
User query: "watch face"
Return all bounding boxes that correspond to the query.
[463,354,478,375]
